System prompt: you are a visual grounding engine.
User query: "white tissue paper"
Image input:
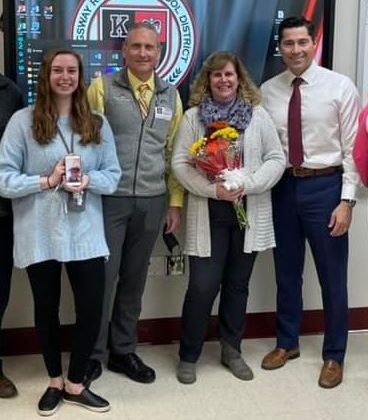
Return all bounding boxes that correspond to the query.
[221,168,244,190]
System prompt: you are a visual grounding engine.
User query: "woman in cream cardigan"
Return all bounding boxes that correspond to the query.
[172,51,285,384]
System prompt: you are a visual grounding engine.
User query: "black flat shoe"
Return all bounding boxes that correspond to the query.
[38,387,63,416]
[83,359,102,388]
[63,389,110,412]
[108,352,156,383]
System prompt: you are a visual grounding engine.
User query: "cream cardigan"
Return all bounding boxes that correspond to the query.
[171,105,286,256]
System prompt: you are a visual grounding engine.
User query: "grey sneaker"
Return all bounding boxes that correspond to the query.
[176,361,196,384]
[221,340,254,381]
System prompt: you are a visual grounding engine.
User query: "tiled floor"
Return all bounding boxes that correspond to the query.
[2,333,368,419]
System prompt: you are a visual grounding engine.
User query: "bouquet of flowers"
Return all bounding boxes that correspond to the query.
[189,121,248,229]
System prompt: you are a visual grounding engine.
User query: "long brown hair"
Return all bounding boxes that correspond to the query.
[188,51,261,108]
[32,49,102,145]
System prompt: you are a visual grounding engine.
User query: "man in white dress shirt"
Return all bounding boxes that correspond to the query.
[260,16,360,388]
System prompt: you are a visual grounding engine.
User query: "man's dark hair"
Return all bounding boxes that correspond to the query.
[278,16,315,42]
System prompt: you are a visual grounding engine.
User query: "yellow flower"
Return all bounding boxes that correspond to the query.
[189,137,207,155]
[210,127,239,140]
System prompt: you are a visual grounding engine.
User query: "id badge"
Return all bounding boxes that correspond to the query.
[67,191,86,213]
[155,106,173,121]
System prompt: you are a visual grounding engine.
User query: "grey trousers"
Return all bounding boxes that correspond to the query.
[91,195,166,360]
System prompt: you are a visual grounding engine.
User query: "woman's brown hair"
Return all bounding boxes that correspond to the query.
[188,51,261,108]
[32,49,102,145]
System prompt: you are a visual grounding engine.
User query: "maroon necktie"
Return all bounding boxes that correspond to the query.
[288,77,303,167]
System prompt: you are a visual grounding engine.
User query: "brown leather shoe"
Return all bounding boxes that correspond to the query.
[318,360,343,388]
[261,347,300,370]
[0,374,18,398]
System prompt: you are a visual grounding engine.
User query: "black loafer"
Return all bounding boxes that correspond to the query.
[38,387,63,416]
[0,374,18,398]
[108,352,156,383]
[83,359,102,388]
[63,389,110,412]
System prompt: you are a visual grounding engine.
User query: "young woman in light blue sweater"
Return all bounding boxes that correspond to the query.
[0,49,121,415]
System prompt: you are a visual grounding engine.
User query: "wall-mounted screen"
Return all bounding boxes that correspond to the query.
[3,0,335,106]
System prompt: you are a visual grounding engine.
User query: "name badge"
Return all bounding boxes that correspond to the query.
[155,106,173,121]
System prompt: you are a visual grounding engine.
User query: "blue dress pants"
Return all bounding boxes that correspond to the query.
[272,172,348,363]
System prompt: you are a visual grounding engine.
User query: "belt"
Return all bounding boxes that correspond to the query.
[285,165,343,177]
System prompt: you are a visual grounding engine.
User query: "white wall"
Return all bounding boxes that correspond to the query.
[2,0,367,330]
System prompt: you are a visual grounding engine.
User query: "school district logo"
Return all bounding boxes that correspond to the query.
[71,0,197,86]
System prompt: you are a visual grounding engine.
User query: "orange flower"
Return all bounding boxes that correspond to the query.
[205,138,229,155]
[208,121,228,130]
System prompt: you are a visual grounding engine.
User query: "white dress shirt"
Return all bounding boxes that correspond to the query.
[261,60,360,199]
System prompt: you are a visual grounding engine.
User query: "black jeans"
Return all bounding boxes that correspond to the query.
[179,202,257,362]
[0,214,13,358]
[26,258,105,383]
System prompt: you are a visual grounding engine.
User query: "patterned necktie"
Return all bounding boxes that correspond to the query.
[288,77,303,167]
[137,83,150,118]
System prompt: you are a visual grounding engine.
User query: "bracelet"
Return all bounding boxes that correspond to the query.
[47,176,52,189]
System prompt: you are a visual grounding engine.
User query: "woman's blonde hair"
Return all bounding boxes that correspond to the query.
[32,49,102,145]
[188,51,261,108]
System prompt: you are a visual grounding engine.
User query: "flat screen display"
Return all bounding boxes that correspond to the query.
[3,0,335,106]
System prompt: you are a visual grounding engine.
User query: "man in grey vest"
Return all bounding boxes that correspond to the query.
[85,22,183,385]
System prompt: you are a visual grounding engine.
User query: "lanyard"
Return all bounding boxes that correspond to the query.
[57,126,75,154]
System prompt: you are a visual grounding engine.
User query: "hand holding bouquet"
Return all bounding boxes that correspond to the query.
[188,121,248,229]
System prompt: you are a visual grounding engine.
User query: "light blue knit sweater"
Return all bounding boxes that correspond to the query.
[0,106,122,268]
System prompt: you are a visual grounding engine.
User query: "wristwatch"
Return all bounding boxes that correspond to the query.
[341,199,356,208]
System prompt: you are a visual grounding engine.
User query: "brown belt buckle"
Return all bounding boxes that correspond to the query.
[292,167,306,177]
